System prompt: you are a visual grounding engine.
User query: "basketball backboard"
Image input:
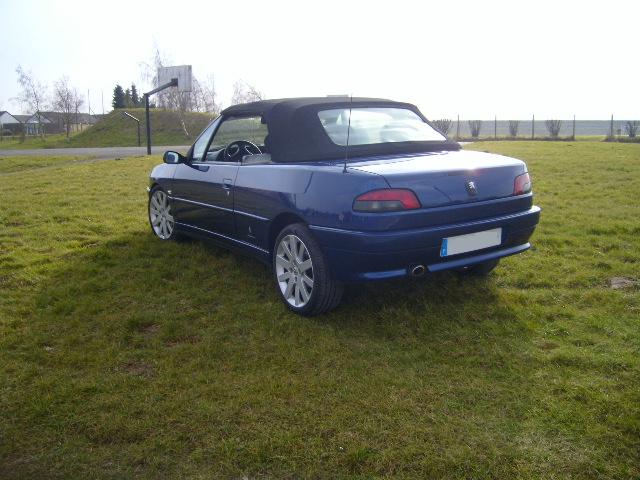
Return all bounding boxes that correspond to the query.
[157,65,193,92]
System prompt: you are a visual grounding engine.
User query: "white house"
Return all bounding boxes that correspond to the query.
[0,111,23,135]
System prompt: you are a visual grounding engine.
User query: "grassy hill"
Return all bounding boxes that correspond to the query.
[0,109,214,149]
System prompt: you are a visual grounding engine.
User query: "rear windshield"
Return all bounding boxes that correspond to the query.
[317,107,445,146]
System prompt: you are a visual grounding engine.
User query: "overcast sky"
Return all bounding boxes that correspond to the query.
[1,0,638,119]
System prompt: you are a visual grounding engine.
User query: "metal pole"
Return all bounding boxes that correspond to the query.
[143,79,178,155]
[123,111,141,148]
[145,94,151,154]
[532,114,535,140]
[610,114,614,138]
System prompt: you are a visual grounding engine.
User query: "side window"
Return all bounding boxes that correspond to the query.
[205,116,268,162]
[191,121,217,162]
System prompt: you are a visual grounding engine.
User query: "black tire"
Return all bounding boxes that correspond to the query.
[456,258,500,276]
[273,223,343,316]
[148,186,185,242]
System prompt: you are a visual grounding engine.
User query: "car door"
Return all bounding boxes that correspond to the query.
[171,118,239,237]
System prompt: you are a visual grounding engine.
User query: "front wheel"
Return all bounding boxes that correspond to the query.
[148,187,178,241]
[273,223,343,316]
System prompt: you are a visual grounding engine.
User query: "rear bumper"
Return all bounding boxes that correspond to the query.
[309,206,541,282]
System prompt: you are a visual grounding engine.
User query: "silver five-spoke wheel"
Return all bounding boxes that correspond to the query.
[149,189,175,240]
[275,234,314,307]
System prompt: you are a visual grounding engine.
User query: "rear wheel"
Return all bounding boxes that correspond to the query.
[456,259,500,276]
[273,223,343,316]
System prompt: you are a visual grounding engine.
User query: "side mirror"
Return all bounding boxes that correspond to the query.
[163,151,185,164]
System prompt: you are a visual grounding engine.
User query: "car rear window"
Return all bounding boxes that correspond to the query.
[317,107,445,146]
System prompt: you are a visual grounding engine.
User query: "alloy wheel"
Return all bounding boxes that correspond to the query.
[149,189,175,239]
[275,234,314,307]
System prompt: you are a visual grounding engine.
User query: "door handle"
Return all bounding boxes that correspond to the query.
[222,178,234,189]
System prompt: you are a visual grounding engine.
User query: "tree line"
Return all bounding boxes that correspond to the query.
[112,84,142,109]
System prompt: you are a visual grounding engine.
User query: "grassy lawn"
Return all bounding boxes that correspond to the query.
[0,142,638,478]
[0,155,89,174]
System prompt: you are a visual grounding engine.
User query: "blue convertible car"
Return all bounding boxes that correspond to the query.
[148,97,540,315]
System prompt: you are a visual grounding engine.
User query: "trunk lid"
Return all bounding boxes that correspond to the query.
[348,150,527,208]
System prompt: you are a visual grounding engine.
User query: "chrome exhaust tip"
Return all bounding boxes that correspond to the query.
[410,265,426,277]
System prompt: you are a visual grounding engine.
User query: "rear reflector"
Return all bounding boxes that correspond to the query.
[514,172,532,195]
[353,189,421,212]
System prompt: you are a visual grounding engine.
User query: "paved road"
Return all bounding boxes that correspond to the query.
[0,145,190,159]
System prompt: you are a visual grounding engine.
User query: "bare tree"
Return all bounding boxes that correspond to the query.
[52,76,84,138]
[545,119,562,138]
[14,65,48,137]
[468,120,482,138]
[191,74,220,115]
[508,120,520,137]
[432,119,452,136]
[624,121,639,138]
[231,80,264,105]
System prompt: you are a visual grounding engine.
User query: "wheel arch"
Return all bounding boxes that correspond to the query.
[268,212,307,254]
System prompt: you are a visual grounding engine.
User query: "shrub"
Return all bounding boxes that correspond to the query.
[508,120,520,137]
[624,121,639,138]
[432,119,452,136]
[545,119,562,138]
[468,120,482,138]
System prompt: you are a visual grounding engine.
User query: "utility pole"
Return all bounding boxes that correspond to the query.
[456,114,460,139]
[101,90,104,115]
[494,115,497,139]
[572,115,576,140]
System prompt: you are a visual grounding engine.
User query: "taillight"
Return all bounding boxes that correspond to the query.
[514,172,532,195]
[353,189,421,212]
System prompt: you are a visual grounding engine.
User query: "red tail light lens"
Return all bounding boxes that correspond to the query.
[353,189,421,212]
[514,172,532,195]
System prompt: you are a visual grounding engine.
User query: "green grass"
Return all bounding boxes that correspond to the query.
[0,155,88,174]
[0,142,638,478]
[0,109,213,149]
[0,133,76,150]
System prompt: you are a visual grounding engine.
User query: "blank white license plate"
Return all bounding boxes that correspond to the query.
[440,228,502,257]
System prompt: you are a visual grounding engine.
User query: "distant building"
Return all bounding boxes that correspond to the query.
[0,111,23,135]
[24,111,100,135]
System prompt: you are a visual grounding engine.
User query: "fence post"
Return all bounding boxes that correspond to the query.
[531,114,535,140]
[609,114,614,138]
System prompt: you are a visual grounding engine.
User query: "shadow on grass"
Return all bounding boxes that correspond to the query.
[8,230,536,478]
[34,230,522,339]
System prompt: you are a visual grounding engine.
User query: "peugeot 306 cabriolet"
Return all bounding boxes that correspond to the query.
[148,97,540,315]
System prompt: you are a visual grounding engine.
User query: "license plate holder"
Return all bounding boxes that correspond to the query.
[440,228,502,257]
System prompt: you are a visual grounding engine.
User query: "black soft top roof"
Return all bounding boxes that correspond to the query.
[221,97,459,163]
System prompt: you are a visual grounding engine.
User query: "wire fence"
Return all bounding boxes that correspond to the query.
[435,117,639,140]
